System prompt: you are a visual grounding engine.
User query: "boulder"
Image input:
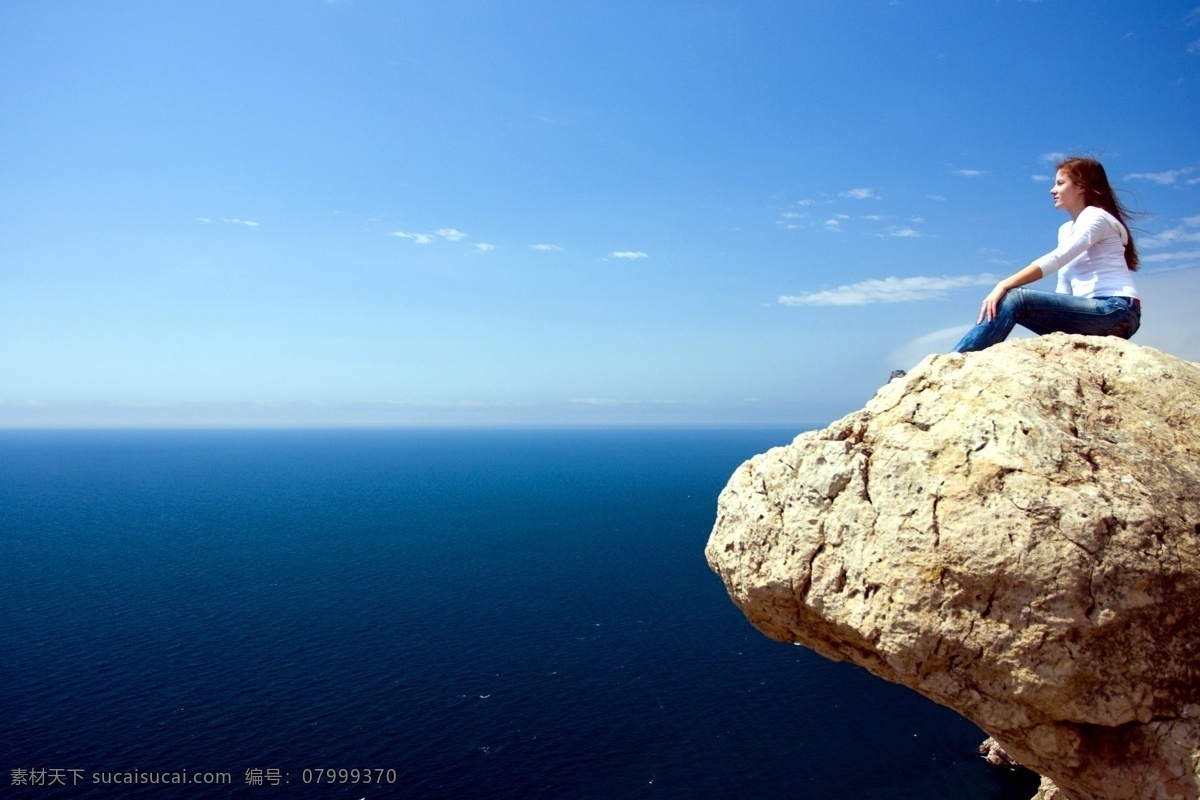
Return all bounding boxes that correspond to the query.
[980,736,1021,769]
[706,334,1200,799]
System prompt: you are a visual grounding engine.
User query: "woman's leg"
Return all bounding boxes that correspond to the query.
[953,289,1140,353]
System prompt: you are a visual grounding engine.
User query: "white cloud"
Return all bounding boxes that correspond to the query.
[1032,174,1052,182]
[612,251,648,260]
[884,226,922,238]
[1143,229,1200,248]
[888,323,1040,371]
[952,169,984,177]
[534,113,573,125]
[436,228,467,241]
[1125,168,1195,185]
[1142,250,1200,264]
[474,243,495,252]
[779,274,995,306]
[1140,215,1200,248]
[1139,251,1200,275]
[778,210,805,230]
[201,217,259,227]
[531,244,564,252]
[888,326,972,370]
[823,219,842,233]
[568,397,635,406]
[568,397,682,407]
[1041,152,1066,163]
[393,231,434,244]
[840,188,878,200]
[928,194,946,202]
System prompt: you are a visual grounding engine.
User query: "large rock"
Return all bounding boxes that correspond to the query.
[706,334,1200,799]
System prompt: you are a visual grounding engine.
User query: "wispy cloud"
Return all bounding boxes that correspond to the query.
[779,274,995,306]
[777,211,805,230]
[889,325,975,370]
[1125,167,1195,185]
[531,244,564,252]
[883,226,922,238]
[952,169,984,177]
[1139,250,1200,275]
[1140,214,1200,248]
[393,227,472,244]
[840,188,879,200]
[198,217,260,227]
[1141,250,1200,265]
[568,397,683,406]
[568,397,636,406]
[392,231,434,244]
[611,251,648,260]
[474,243,495,252]
[1142,229,1200,247]
[776,202,813,230]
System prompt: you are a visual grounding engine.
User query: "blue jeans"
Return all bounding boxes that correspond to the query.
[953,289,1141,353]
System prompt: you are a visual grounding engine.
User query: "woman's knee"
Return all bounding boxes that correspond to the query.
[997,287,1031,318]
[1004,287,1032,309]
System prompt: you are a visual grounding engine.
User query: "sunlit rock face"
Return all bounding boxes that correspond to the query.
[706,334,1200,800]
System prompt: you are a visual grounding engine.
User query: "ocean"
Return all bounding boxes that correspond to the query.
[0,428,1040,799]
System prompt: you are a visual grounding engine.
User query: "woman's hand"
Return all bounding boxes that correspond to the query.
[978,284,1008,323]
[976,263,1045,323]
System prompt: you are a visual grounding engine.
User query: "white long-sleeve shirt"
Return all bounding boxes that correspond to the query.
[1033,205,1139,299]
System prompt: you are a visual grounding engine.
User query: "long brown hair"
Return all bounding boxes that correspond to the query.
[1056,157,1139,271]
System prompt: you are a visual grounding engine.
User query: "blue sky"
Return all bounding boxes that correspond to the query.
[2,0,1198,427]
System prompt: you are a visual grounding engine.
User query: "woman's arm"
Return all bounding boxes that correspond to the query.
[978,263,1044,322]
[1033,207,1125,277]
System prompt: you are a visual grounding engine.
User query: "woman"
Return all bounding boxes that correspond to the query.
[952,157,1141,353]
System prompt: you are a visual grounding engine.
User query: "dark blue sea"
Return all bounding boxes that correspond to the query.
[0,429,1040,799]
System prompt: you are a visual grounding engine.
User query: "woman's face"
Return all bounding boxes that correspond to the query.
[1051,169,1087,215]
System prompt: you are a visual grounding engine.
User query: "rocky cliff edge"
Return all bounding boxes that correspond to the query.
[706,334,1200,800]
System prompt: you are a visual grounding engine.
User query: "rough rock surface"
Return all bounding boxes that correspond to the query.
[980,736,1021,769]
[705,335,1200,800]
